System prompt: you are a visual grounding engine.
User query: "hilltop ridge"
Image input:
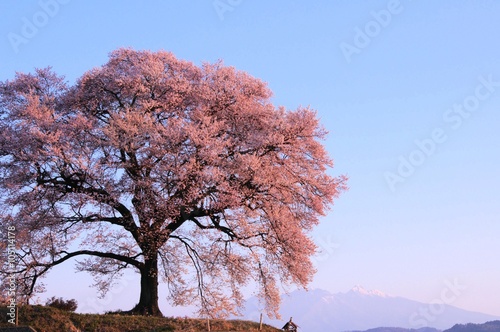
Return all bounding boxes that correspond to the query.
[0,305,281,332]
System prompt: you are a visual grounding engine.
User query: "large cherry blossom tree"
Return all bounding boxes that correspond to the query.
[0,48,346,317]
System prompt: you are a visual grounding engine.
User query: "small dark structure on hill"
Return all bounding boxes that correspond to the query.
[282,317,298,331]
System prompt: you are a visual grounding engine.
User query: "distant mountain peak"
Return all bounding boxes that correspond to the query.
[350,285,388,297]
[242,287,500,332]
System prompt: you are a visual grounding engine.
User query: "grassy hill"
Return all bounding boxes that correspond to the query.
[0,305,281,332]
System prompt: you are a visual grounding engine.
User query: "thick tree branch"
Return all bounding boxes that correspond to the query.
[46,249,143,270]
[35,174,139,237]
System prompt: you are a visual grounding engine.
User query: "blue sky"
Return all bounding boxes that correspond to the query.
[1,0,500,319]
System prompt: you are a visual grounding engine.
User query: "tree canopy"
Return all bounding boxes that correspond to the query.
[0,48,346,317]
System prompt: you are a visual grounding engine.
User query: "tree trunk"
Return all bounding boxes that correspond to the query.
[131,255,163,316]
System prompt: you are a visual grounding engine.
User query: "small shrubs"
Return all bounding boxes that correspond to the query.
[45,296,78,312]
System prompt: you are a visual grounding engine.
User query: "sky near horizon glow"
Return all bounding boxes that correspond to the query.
[1,0,500,320]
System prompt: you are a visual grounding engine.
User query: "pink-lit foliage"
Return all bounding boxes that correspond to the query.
[0,49,346,317]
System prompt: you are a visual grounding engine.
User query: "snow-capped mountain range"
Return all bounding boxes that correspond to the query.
[242,286,500,332]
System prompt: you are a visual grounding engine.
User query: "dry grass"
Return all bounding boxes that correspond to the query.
[0,305,281,332]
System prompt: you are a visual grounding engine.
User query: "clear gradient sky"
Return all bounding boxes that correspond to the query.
[1,0,500,318]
